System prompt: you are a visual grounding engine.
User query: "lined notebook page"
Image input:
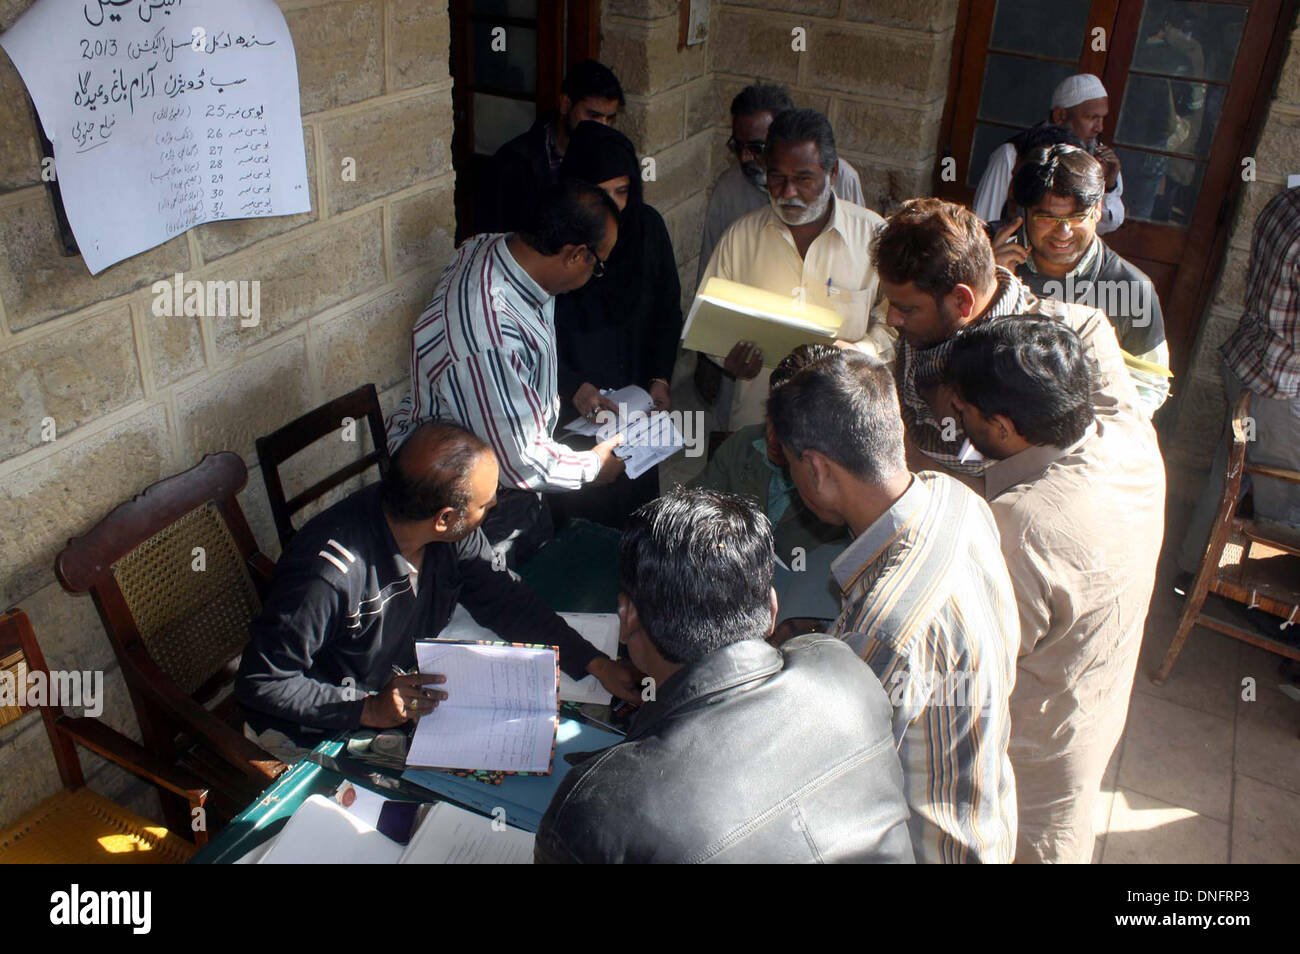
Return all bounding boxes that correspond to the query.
[408,642,557,772]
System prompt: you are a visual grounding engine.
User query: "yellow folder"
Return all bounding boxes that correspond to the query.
[682,277,843,368]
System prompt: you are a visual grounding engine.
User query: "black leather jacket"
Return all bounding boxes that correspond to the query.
[535,635,914,863]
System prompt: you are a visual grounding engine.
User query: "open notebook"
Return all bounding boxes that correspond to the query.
[258,795,534,864]
[437,607,621,706]
[407,641,560,773]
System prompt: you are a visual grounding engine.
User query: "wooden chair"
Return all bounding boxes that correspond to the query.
[255,383,391,548]
[54,452,287,834]
[1154,391,1300,684]
[0,608,206,862]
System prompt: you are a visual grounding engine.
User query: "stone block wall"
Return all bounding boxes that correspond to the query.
[0,0,455,829]
[709,0,957,218]
[602,0,958,302]
[601,2,714,310]
[1169,17,1300,486]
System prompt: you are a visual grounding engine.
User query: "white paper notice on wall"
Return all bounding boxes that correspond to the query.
[0,0,310,275]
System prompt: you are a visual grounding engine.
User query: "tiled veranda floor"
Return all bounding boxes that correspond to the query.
[1092,558,1300,864]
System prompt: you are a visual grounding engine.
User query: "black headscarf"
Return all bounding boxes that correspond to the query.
[551,120,682,402]
[558,121,644,263]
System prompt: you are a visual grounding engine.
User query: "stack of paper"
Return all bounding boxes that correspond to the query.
[564,384,684,479]
[258,795,535,864]
[682,277,843,366]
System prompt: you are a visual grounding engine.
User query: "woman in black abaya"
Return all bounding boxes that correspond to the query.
[550,120,683,530]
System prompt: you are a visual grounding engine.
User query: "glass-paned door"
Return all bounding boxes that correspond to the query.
[450,0,601,240]
[939,0,1293,381]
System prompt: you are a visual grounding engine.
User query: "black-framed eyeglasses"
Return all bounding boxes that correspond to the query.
[585,246,607,278]
[726,136,766,157]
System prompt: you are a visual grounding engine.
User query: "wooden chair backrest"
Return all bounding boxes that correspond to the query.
[255,383,391,548]
[54,452,269,702]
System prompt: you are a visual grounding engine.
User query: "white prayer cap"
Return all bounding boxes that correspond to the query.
[1051,73,1108,110]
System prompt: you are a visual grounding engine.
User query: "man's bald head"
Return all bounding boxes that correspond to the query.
[382,421,494,527]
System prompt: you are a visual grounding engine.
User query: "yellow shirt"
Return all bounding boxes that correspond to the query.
[699,196,894,428]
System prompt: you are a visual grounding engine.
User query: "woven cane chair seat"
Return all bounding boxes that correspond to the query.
[0,789,195,864]
[0,645,24,730]
[110,501,261,697]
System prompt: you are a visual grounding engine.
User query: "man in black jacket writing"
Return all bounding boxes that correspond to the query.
[236,421,640,755]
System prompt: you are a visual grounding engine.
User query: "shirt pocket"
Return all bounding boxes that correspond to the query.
[826,286,873,342]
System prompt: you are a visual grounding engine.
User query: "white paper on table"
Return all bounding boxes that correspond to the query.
[438,605,619,705]
[408,642,558,773]
[0,0,310,274]
[398,801,534,864]
[258,795,402,864]
[257,794,535,864]
[336,782,388,830]
[555,612,618,705]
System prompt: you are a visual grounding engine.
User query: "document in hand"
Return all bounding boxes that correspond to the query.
[407,642,560,774]
[682,277,843,367]
[258,795,535,864]
[563,384,656,437]
[563,384,685,479]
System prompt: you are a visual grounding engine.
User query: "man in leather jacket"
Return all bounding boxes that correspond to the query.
[534,487,914,864]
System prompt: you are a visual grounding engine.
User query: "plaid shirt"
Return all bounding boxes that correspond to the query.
[1221,187,1300,399]
[830,472,1020,863]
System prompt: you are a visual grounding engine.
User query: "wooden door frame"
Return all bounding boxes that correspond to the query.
[936,0,1120,202]
[1158,0,1296,383]
[449,0,603,241]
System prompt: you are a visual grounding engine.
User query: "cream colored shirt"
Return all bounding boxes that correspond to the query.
[984,416,1165,864]
[698,196,894,428]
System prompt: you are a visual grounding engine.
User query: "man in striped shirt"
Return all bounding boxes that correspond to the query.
[387,181,626,564]
[768,350,1019,863]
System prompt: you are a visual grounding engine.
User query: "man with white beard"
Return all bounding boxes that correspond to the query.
[698,109,893,429]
